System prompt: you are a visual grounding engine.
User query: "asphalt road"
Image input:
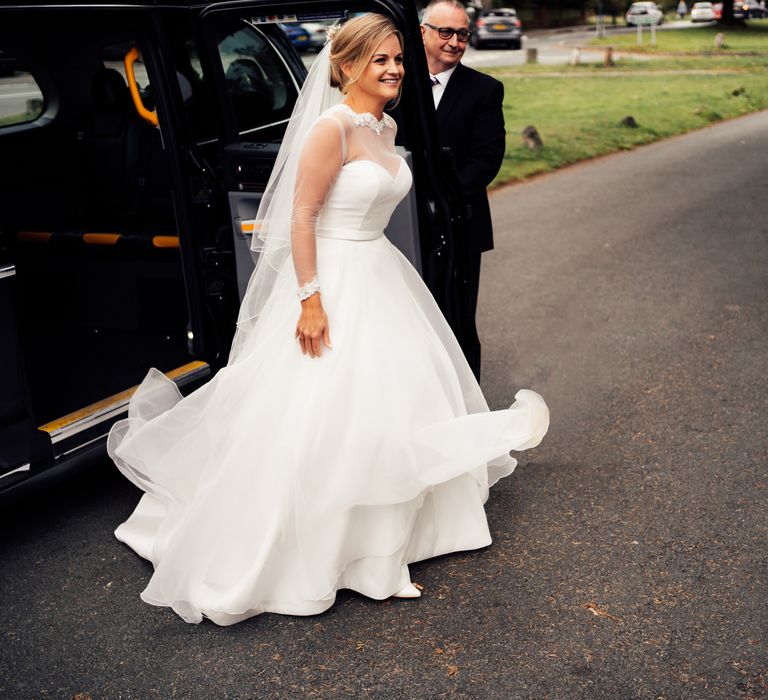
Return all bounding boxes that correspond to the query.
[2,113,767,699]
[462,20,698,69]
[462,23,657,69]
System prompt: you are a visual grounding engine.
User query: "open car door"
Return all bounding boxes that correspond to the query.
[0,6,214,503]
[194,1,467,330]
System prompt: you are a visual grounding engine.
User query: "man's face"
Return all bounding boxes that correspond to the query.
[421,4,469,72]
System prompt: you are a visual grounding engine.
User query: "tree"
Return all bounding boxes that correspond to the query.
[719,1,737,23]
[592,0,624,23]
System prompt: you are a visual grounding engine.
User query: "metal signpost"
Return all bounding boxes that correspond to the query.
[634,13,658,46]
[596,13,606,38]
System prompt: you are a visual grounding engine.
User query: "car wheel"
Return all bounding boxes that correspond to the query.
[510,39,521,50]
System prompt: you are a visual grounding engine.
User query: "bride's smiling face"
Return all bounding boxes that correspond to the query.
[345,34,404,103]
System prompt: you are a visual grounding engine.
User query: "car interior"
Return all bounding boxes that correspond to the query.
[0,21,189,432]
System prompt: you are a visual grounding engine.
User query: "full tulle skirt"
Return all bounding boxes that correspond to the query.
[107,235,548,625]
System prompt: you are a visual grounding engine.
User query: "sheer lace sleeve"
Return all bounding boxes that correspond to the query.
[291,116,346,291]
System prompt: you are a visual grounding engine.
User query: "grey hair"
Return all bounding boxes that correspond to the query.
[422,0,469,24]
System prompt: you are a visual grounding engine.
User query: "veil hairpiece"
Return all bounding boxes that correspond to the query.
[228,34,343,364]
[325,22,342,43]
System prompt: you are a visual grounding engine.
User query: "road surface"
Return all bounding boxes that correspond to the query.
[1,111,766,699]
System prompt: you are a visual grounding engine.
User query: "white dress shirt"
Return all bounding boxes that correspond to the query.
[430,65,458,109]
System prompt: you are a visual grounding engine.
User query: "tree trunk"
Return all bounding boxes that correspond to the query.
[720,1,737,23]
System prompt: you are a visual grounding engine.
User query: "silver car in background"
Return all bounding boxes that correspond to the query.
[299,20,335,51]
[691,2,716,21]
[470,8,522,50]
[625,2,665,25]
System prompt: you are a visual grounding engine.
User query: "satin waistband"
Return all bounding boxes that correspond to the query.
[316,227,384,242]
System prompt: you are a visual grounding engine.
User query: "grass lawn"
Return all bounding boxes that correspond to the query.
[485,43,768,186]
[592,20,768,53]
[487,54,768,74]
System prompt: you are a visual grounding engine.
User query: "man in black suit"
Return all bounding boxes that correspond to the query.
[421,0,506,379]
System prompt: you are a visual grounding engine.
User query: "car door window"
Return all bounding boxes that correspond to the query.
[0,49,44,128]
[215,22,299,137]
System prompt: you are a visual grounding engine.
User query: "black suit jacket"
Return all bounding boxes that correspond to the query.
[435,63,505,253]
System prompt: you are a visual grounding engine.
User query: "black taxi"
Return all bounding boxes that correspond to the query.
[0,0,474,503]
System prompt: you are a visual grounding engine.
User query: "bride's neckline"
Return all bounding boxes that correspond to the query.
[338,103,393,135]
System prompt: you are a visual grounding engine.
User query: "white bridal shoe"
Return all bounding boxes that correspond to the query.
[391,565,421,599]
[392,582,422,599]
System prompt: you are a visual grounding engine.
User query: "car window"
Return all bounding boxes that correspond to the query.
[215,21,299,137]
[0,50,44,128]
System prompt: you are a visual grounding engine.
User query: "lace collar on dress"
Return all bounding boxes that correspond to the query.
[338,103,394,135]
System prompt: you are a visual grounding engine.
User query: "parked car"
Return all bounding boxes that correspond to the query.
[731,2,748,17]
[691,2,717,20]
[279,22,311,50]
[739,0,768,17]
[0,1,473,504]
[625,2,665,25]
[716,2,752,17]
[711,3,745,18]
[470,8,522,50]
[300,20,335,51]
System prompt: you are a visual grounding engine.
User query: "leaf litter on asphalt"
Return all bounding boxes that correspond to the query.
[584,603,621,622]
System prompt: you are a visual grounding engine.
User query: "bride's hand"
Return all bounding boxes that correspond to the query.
[295,295,332,358]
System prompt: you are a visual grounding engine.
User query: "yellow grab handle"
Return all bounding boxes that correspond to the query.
[124,47,158,127]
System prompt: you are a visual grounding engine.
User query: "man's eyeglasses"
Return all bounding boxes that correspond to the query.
[423,22,472,42]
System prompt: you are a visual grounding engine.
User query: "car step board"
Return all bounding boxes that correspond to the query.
[38,361,210,450]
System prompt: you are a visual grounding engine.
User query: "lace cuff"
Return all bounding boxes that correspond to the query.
[297,275,321,301]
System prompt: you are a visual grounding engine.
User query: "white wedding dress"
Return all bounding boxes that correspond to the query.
[108,104,548,625]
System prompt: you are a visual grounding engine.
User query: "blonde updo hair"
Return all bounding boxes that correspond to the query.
[329,14,404,95]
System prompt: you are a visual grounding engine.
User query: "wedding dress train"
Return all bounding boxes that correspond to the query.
[108,104,548,625]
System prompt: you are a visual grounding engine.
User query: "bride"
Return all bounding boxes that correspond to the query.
[108,13,549,625]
